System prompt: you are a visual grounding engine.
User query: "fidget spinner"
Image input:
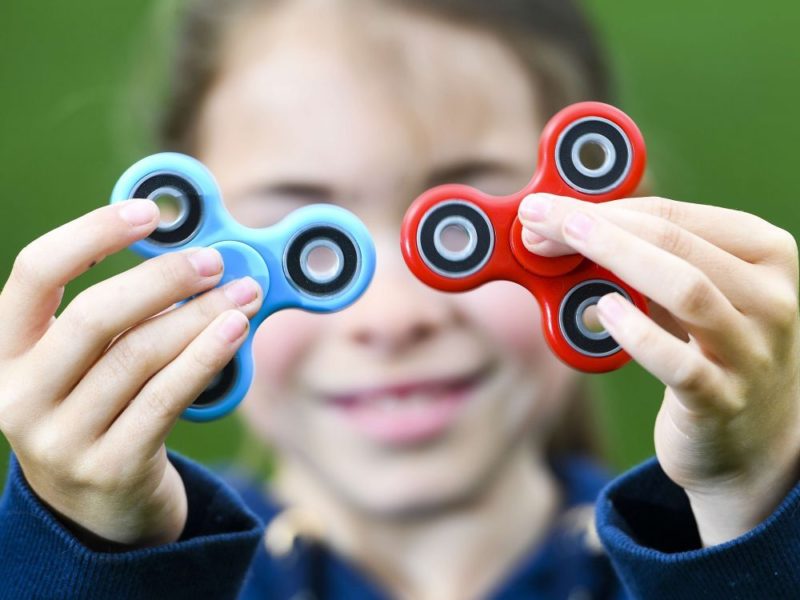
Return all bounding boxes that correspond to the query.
[401,102,648,372]
[111,153,376,421]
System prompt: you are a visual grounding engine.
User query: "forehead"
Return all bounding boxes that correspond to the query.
[196,1,541,191]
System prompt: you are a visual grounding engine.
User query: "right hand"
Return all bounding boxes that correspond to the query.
[0,199,263,548]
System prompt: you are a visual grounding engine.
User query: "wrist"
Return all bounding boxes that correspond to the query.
[686,456,800,546]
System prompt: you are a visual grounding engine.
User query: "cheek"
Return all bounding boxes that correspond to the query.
[244,310,322,443]
[456,281,546,358]
[252,310,322,386]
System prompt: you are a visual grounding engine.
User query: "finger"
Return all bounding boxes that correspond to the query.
[554,209,751,366]
[0,200,160,358]
[520,193,763,315]
[647,301,690,343]
[521,230,571,257]
[519,200,574,257]
[31,246,225,401]
[105,310,250,456]
[59,277,262,437]
[611,196,797,270]
[595,293,738,414]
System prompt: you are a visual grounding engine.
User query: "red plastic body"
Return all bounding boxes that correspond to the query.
[400,102,649,373]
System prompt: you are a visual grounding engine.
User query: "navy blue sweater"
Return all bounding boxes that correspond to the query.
[0,452,798,599]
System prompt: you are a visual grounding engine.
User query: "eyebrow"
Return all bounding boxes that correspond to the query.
[237,158,521,203]
[240,181,336,203]
[425,159,522,189]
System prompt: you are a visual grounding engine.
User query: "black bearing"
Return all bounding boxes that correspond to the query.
[285,226,359,297]
[193,359,238,407]
[418,201,493,278]
[132,173,203,246]
[556,118,631,195]
[559,280,629,357]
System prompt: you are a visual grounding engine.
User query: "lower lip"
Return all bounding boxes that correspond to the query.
[325,378,482,446]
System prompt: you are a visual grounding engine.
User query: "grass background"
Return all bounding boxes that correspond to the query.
[0,1,798,485]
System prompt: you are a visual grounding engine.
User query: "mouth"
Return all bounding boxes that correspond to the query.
[317,362,496,447]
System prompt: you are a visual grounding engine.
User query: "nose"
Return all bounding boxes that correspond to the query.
[340,224,460,356]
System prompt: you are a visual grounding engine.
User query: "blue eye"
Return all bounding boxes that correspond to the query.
[230,184,335,228]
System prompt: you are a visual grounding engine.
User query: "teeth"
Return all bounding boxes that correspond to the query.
[370,393,437,412]
[377,396,403,412]
[408,392,431,406]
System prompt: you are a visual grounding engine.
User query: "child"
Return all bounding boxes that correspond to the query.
[1,0,798,598]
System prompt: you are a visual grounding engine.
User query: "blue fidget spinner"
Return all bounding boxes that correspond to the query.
[111,152,376,422]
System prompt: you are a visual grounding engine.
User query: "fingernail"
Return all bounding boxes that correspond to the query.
[523,230,546,246]
[597,293,627,328]
[225,277,259,307]
[218,312,248,343]
[119,199,158,226]
[564,212,595,241]
[519,194,552,222]
[188,248,223,277]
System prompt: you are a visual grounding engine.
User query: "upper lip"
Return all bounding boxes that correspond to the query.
[315,361,496,405]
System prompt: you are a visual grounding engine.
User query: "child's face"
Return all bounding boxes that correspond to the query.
[196,1,579,514]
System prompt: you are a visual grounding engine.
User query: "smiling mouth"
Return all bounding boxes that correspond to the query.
[318,362,497,446]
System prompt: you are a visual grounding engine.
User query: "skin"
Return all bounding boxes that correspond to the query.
[197,1,570,512]
[198,4,572,595]
[0,0,798,598]
[0,212,264,546]
[519,193,800,545]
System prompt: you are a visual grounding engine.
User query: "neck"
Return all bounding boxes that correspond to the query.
[273,443,561,600]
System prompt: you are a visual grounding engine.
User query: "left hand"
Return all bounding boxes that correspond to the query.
[519,193,800,546]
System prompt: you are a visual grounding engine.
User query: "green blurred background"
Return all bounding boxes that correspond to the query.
[0,1,798,486]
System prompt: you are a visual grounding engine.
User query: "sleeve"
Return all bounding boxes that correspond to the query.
[595,456,800,600]
[0,451,264,600]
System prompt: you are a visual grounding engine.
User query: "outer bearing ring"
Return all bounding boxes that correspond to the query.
[555,117,632,195]
[284,225,360,297]
[132,172,204,247]
[417,200,494,279]
[559,279,630,357]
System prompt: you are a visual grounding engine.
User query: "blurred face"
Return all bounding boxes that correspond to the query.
[196,0,578,515]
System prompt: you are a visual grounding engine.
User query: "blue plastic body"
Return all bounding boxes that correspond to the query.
[110,152,376,421]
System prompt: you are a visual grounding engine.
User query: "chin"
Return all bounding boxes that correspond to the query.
[334,459,495,519]
[256,361,549,519]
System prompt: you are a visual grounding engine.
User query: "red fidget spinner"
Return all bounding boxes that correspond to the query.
[400,102,648,373]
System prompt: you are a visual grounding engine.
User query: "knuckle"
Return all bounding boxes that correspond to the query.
[72,460,123,495]
[27,429,69,472]
[766,285,799,329]
[194,291,227,323]
[142,384,180,421]
[768,227,799,265]
[656,221,692,258]
[673,271,714,316]
[157,253,194,290]
[672,357,709,392]
[64,292,110,338]
[746,339,773,374]
[191,338,229,373]
[0,384,23,435]
[71,456,108,490]
[623,321,652,351]
[106,333,150,379]
[653,197,682,224]
[72,452,125,492]
[10,243,47,290]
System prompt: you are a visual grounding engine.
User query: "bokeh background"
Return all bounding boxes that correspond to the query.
[1,1,798,486]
